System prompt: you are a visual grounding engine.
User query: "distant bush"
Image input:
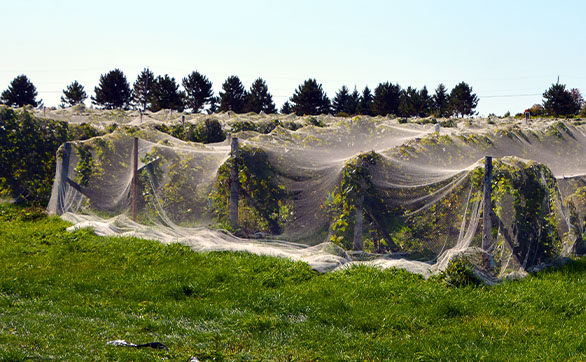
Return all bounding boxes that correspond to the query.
[68,122,103,141]
[230,119,303,134]
[306,117,326,127]
[155,118,226,144]
[439,259,482,287]
[439,119,456,127]
[0,109,61,204]
[0,108,107,204]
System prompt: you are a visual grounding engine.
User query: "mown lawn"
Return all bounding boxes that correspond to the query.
[1,203,586,361]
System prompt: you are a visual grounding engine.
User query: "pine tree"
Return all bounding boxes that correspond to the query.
[571,88,584,111]
[357,86,374,115]
[92,69,132,109]
[132,68,155,111]
[219,75,247,113]
[1,75,38,107]
[183,71,214,113]
[290,78,331,116]
[245,78,277,114]
[542,83,580,116]
[417,86,432,117]
[448,82,478,117]
[60,81,87,107]
[432,83,450,117]
[348,87,360,115]
[332,85,351,114]
[332,85,359,115]
[207,96,219,115]
[149,75,184,112]
[399,86,419,117]
[372,82,401,116]
[280,101,292,114]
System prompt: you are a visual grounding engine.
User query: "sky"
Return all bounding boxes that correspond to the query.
[1,0,585,116]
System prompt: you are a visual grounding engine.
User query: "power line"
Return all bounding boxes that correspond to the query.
[479,93,541,98]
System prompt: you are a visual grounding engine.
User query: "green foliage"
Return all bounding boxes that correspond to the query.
[332,85,359,115]
[542,83,580,117]
[210,145,293,234]
[149,74,184,112]
[280,101,292,114]
[74,144,94,187]
[1,75,38,107]
[439,259,482,287]
[305,116,326,127]
[439,118,456,127]
[91,69,132,110]
[357,86,374,116]
[245,78,277,114]
[219,75,247,113]
[432,83,450,117]
[230,118,302,134]
[449,81,479,117]
[182,70,214,113]
[0,108,106,204]
[325,152,394,252]
[399,86,432,117]
[492,159,560,263]
[132,68,155,111]
[142,148,208,224]
[68,122,103,141]
[372,82,401,116]
[527,103,545,117]
[290,78,331,116]
[154,118,225,144]
[0,108,67,204]
[60,80,87,107]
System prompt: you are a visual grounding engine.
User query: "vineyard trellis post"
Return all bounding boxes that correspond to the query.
[483,155,493,270]
[230,137,240,229]
[132,137,138,221]
[55,142,71,215]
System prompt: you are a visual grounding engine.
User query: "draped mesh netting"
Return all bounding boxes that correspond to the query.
[44,108,586,281]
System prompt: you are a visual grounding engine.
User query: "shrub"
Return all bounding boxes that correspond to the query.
[439,259,482,287]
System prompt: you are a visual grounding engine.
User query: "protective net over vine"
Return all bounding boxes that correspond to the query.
[45,108,586,280]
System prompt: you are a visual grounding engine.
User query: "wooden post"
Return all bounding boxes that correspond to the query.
[482,156,493,270]
[353,159,366,251]
[353,194,365,251]
[132,137,138,221]
[182,115,185,129]
[55,143,71,215]
[229,137,240,229]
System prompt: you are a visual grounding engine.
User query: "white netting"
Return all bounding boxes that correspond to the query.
[43,108,586,280]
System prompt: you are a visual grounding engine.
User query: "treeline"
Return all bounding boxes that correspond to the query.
[1,69,480,117]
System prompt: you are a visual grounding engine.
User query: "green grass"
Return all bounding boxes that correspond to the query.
[2,204,586,361]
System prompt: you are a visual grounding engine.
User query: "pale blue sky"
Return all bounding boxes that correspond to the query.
[1,0,585,116]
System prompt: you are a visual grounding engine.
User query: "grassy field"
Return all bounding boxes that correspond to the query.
[2,204,586,361]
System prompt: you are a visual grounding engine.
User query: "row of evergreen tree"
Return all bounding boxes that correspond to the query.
[1,69,480,117]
